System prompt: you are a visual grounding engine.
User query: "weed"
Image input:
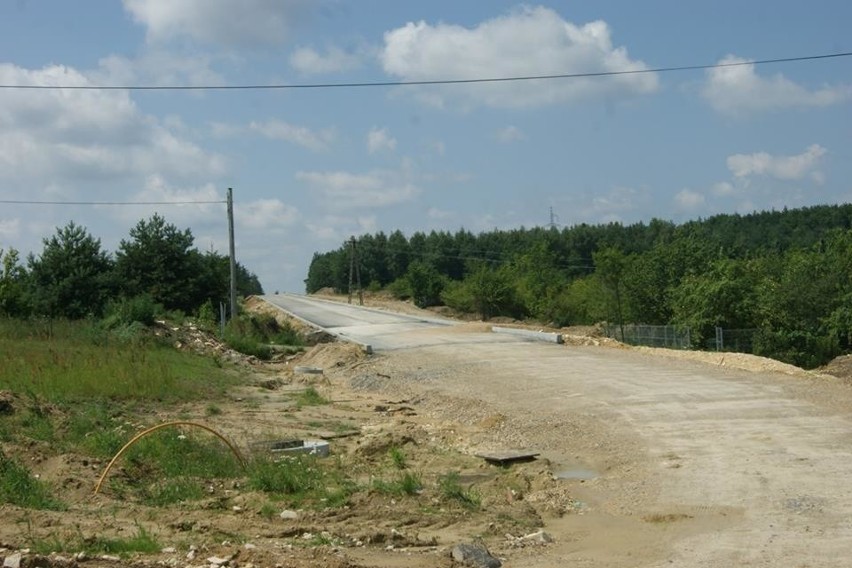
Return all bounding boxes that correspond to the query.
[372,471,422,496]
[30,525,160,557]
[205,404,223,416]
[0,319,236,404]
[248,455,356,508]
[259,502,278,520]
[388,446,407,470]
[0,452,65,511]
[142,477,205,506]
[222,313,304,360]
[296,387,328,408]
[438,471,481,509]
[123,429,243,481]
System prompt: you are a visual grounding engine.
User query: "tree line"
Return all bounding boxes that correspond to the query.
[0,214,263,321]
[305,203,852,369]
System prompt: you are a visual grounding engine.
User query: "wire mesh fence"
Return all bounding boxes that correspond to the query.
[705,327,758,353]
[603,324,692,349]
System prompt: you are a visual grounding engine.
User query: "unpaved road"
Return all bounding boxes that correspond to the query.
[265,294,852,567]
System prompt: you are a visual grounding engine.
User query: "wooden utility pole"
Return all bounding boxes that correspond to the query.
[227,188,237,320]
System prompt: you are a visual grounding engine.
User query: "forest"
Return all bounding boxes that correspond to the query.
[0,213,263,323]
[305,203,852,369]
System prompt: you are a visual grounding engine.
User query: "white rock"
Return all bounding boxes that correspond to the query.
[100,555,122,561]
[186,549,197,560]
[3,553,22,568]
[521,530,553,543]
[243,543,257,550]
[207,555,230,566]
[279,509,299,520]
[161,547,177,553]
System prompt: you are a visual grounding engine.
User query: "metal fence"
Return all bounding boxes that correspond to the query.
[706,327,758,353]
[604,324,692,349]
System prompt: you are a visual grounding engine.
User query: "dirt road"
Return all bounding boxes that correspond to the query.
[266,295,852,567]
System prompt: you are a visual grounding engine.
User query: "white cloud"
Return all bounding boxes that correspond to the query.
[0,218,21,240]
[237,199,299,230]
[702,55,852,115]
[0,63,225,187]
[674,189,706,210]
[94,52,225,87]
[711,181,735,196]
[497,125,525,143]
[296,170,420,209]
[727,144,827,181]
[250,120,335,151]
[367,127,397,154]
[290,46,363,74]
[123,0,307,47]
[380,6,657,108]
[427,207,454,219]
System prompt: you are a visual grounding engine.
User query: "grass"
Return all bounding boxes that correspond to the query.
[28,525,160,557]
[247,455,356,508]
[295,387,329,408]
[0,318,236,403]
[0,452,66,511]
[372,471,423,496]
[222,313,304,360]
[438,471,481,509]
[388,446,407,470]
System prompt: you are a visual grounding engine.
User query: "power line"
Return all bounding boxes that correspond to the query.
[0,52,849,91]
[0,199,226,205]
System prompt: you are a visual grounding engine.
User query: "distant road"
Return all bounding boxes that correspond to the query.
[259,293,517,351]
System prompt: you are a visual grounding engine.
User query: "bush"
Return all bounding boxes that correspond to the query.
[103,294,160,328]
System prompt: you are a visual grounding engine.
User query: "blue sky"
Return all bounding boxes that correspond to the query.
[0,1,850,293]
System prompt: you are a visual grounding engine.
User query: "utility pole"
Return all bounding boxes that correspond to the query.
[227,188,237,320]
[347,236,364,306]
[348,236,355,305]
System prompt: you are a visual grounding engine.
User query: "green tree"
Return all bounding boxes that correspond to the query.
[0,248,30,317]
[405,261,445,308]
[115,214,202,313]
[27,222,114,318]
[593,248,628,338]
[670,258,761,347]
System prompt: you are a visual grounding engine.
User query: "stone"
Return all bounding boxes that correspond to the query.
[450,543,501,568]
[521,530,553,544]
[207,555,230,566]
[3,553,22,568]
[279,509,299,520]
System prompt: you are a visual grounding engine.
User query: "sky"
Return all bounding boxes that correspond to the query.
[0,1,850,294]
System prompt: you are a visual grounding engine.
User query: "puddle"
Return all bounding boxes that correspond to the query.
[554,467,599,481]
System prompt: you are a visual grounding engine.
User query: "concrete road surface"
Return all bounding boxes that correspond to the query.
[261,293,520,350]
[260,294,852,567]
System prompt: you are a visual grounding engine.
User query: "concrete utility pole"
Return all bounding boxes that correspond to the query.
[227,188,237,320]
[347,236,363,306]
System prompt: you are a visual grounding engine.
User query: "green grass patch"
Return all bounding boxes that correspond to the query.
[372,471,422,496]
[0,452,65,510]
[388,446,407,470]
[247,455,356,508]
[28,525,160,557]
[141,477,206,506]
[0,318,236,404]
[438,471,481,509]
[123,428,244,480]
[295,387,329,408]
[222,313,304,360]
